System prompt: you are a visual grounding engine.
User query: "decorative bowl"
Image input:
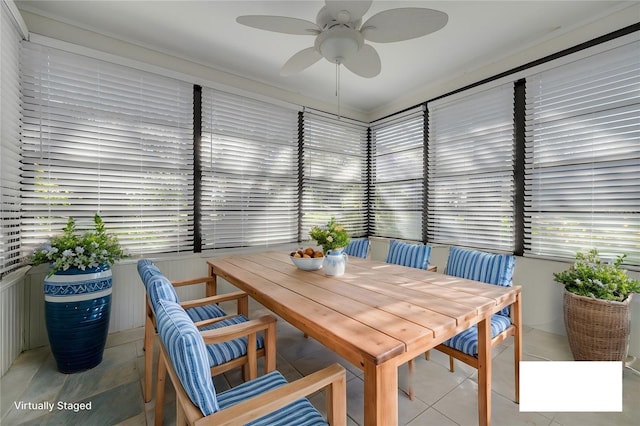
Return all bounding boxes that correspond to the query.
[290,256,323,271]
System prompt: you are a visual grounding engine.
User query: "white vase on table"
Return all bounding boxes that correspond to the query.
[323,248,347,276]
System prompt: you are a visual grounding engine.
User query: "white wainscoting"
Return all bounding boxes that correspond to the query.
[0,267,28,376]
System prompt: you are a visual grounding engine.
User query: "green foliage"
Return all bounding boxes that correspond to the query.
[554,249,640,302]
[31,214,127,276]
[309,216,350,254]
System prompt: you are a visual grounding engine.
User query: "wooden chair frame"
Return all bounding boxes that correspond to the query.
[142,274,252,402]
[155,323,346,426]
[418,290,522,403]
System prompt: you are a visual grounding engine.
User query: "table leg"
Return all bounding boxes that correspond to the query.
[207,268,217,297]
[363,360,398,426]
[513,291,522,403]
[477,317,492,426]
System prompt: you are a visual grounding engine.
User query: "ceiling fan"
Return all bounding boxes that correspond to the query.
[236,0,448,78]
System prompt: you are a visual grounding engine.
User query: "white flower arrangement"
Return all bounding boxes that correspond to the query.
[31,214,127,276]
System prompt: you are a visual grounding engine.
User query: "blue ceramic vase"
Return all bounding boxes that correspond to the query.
[44,265,112,373]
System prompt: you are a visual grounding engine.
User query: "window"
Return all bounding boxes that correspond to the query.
[301,111,369,238]
[21,43,194,257]
[371,107,424,241]
[524,39,640,265]
[0,2,25,276]
[200,89,299,249]
[427,84,515,251]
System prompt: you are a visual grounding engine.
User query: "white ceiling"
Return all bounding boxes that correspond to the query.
[16,1,638,120]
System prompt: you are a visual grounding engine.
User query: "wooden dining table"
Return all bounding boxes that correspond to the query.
[207,251,521,426]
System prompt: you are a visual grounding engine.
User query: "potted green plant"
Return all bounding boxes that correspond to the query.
[31,214,127,373]
[554,249,640,361]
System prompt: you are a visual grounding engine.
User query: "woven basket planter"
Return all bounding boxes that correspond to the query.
[563,289,631,361]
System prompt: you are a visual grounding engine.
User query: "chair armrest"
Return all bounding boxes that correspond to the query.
[171,276,214,287]
[200,315,276,345]
[193,315,237,329]
[180,291,247,310]
[202,363,347,426]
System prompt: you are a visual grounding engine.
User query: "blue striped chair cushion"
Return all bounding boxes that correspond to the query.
[141,262,228,321]
[147,274,180,311]
[199,314,265,367]
[442,314,513,356]
[155,299,220,415]
[185,304,227,323]
[145,267,245,368]
[137,260,163,290]
[446,246,515,287]
[137,258,154,275]
[345,238,370,258]
[446,246,515,316]
[217,370,328,426]
[385,240,432,270]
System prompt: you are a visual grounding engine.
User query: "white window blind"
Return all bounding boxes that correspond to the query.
[427,83,515,251]
[371,107,424,241]
[301,112,368,239]
[21,43,194,256]
[201,89,299,249]
[524,39,640,266]
[0,2,24,276]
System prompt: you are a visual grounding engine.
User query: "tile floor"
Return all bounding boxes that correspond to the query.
[2,298,639,426]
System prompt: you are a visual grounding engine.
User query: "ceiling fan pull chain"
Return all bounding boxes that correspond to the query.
[336,60,340,97]
[336,61,341,119]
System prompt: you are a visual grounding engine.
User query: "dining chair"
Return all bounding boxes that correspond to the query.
[154,298,347,426]
[137,259,262,403]
[426,246,521,403]
[385,239,432,269]
[344,238,370,258]
[149,275,277,423]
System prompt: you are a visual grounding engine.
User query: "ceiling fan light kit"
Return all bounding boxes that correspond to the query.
[316,26,363,65]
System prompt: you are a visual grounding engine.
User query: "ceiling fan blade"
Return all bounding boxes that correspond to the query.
[325,0,373,22]
[236,15,320,35]
[361,8,448,43]
[342,44,381,78]
[281,47,323,76]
